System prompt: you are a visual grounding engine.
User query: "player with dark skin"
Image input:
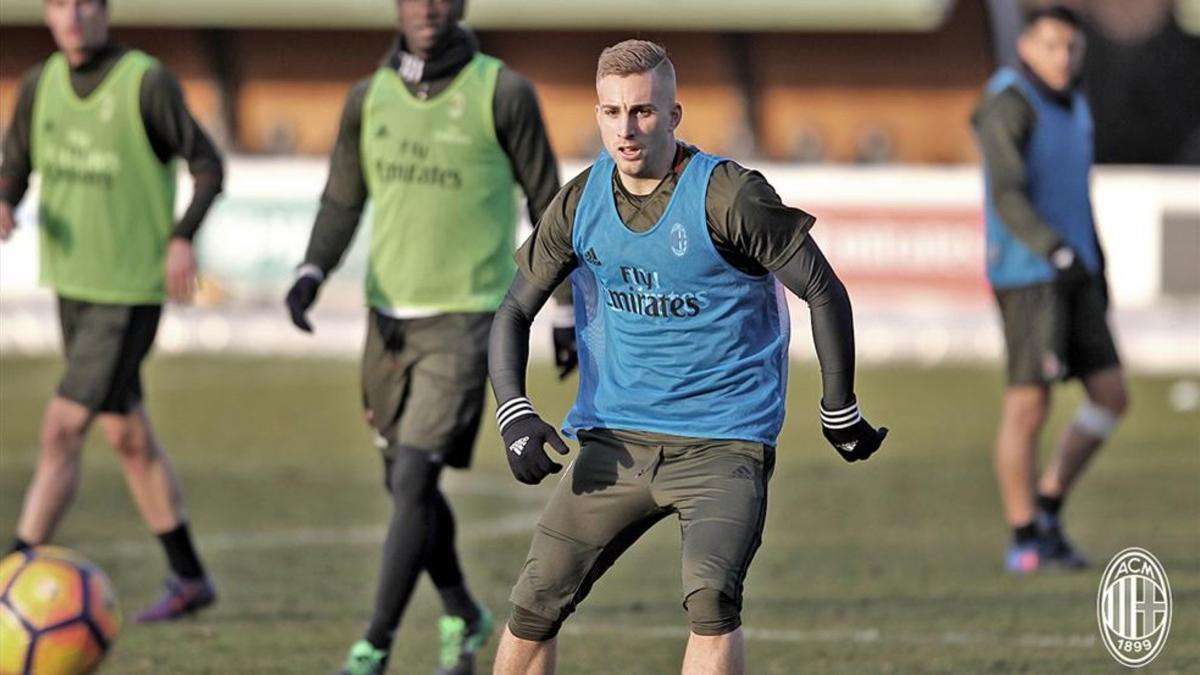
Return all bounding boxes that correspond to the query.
[284,1,562,673]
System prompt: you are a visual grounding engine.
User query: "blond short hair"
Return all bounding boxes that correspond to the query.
[596,39,674,84]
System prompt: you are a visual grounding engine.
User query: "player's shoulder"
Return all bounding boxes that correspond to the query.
[137,56,179,91]
[337,77,374,119]
[546,164,593,221]
[710,156,762,186]
[17,60,47,96]
[348,76,374,98]
[707,156,775,207]
[493,61,539,102]
[974,83,1034,129]
[563,164,593,194]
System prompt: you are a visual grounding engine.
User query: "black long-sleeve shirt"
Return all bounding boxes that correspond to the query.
[0,43,224,240]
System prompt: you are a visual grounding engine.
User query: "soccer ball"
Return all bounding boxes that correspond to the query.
[0,546,121,675]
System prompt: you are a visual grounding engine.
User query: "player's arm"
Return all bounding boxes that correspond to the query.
[715,165,887,462]
[972,86,1087,283]
[494,66,578,377]
[140,67,225,301]
[772,240,887,462]
[488,179,582,484]
[0,64,43,241]
[494,67,560,233]
[490,275,571,484]
[285,80,371,332]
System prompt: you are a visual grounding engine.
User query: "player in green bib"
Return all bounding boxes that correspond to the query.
[0,0,224,622]
[284,1,563,673]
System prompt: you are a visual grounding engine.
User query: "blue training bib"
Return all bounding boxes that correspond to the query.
[564,149,791,445]
[982,67,1100,289]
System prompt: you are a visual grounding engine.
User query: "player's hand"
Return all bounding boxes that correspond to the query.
[285,274,321,333]
[1050,245,1089,291]
[165,238,198,303]
[553,327,577,379]
[820,397,889,463]
[0,202,15,242]
[497,397,570,484]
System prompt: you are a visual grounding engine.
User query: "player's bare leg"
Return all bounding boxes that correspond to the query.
[1033,366,1127,568]
[994,384,1049,526]
[492,626,556,675]
[682,629,745,675]
[15,396,93,544]
[1038,366,1128,497]
[99,405,185,532]
[100,405,215,622]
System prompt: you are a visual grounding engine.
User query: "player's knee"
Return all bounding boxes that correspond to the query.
[386,447,441,505]
[684,588,742,636]
[1097,387,1130,419]
[39,419,87,460]
[101,421,157,464]
[1074,399,1122,440]
[508,604,562,642]
[40,402,90,455]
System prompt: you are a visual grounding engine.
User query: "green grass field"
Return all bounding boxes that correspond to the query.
[0,356,1196,674]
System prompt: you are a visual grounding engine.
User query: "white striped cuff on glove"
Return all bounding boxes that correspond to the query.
[820,399,862,430]
[497,397,537,433]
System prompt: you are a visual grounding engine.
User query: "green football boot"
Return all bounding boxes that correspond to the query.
[338,639,388,675]
[436,606,495,675]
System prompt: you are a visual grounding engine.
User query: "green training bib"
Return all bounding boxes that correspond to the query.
[361,53,518,313]
[32,50,176,304]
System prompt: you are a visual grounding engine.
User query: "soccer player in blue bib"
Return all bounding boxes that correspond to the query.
[487,40,888,674]
[972,6,1128,575]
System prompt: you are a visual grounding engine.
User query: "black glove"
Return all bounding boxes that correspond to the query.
[497,397,570,484]
[1050,245,1090,291]
[553,326,578,379]
[820,398,889,463]
[285,274,321,333]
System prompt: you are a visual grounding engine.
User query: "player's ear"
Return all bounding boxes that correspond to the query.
[670,102,683,133]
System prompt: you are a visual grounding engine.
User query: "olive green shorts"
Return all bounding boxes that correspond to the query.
[510,428,775,623]
[361,310,491,468]
[56,296,162,414]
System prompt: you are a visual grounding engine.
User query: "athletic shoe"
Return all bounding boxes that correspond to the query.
[1005,542,1041,575]
[337,640,388,675]
[1037,521,1089,569]
[134,576,217,623]
[436,605,495,675]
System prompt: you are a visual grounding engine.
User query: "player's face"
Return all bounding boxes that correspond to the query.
[1018,18,1084,92]
[44,0,108,56]
[595,69,682,188]
[397,0,464,59]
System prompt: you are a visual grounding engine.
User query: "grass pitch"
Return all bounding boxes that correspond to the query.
[1,356,1196,673]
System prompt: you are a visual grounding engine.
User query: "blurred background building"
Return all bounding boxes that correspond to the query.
[1,0,1197,370]
[4,0,1197,163]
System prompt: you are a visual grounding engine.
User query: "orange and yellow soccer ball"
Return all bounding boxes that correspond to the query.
[0,546,121,675]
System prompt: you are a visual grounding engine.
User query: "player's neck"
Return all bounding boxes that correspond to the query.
[617,171,667,196]
[617,142,680,196]
[63,42,110,70]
